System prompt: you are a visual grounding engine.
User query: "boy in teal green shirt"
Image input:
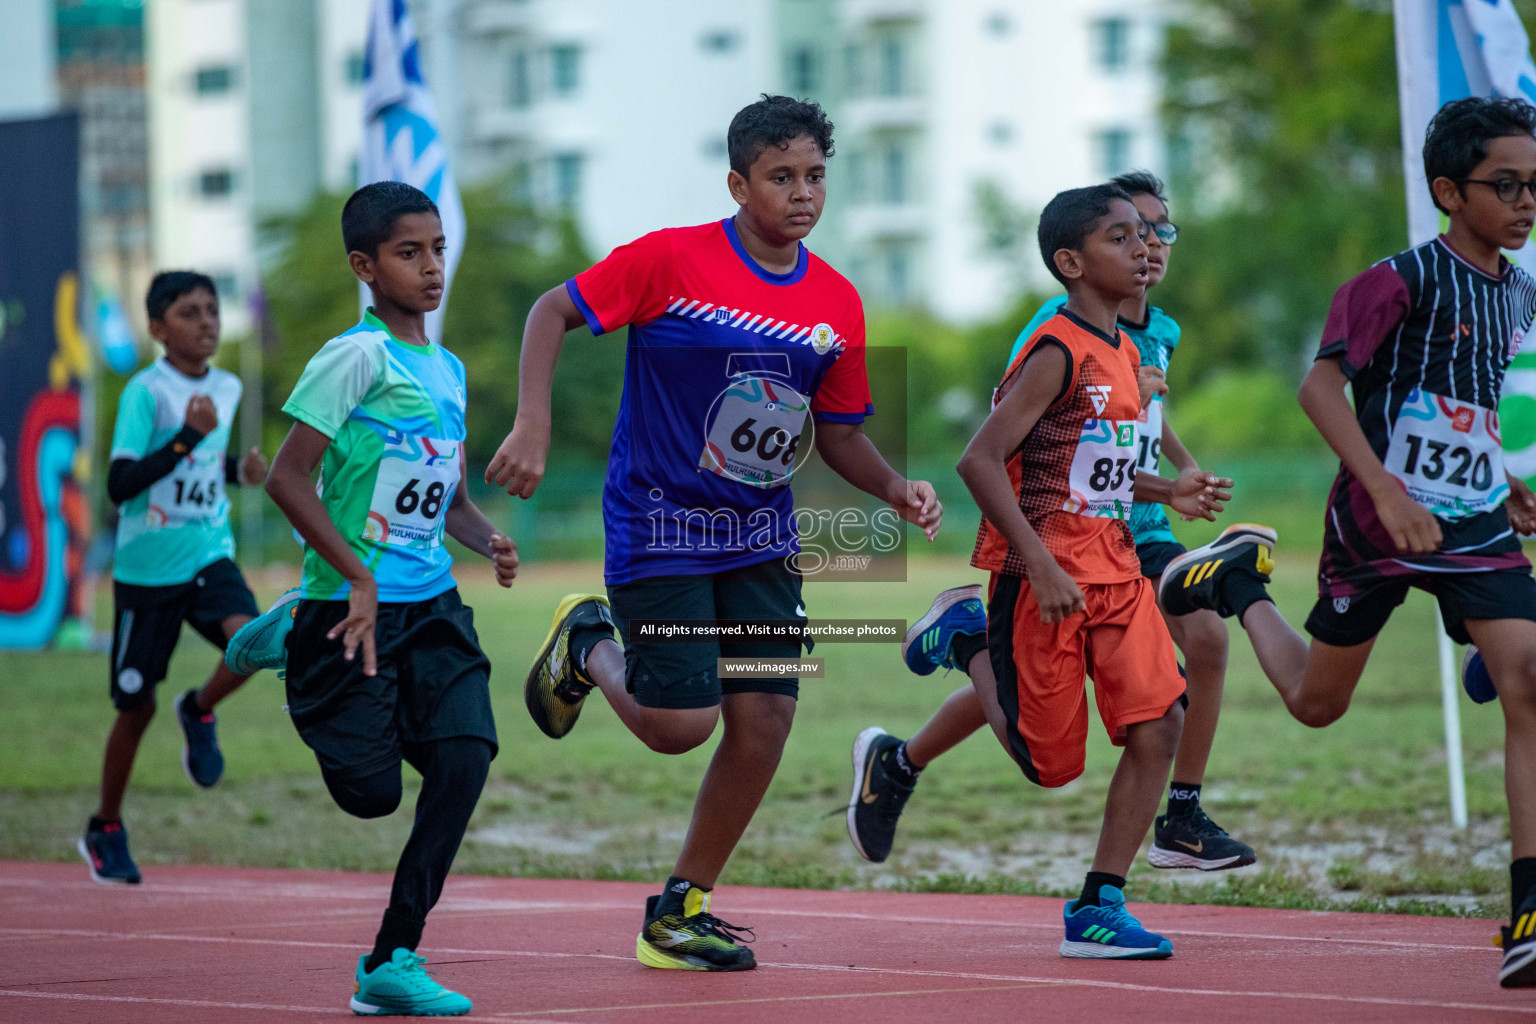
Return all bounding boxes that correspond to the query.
[81,271,269,886]
[260,181,517,1017]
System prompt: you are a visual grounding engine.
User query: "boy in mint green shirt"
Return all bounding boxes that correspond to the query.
[259,181,517,1018]
[81,271,269,887]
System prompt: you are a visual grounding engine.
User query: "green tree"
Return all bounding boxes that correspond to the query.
[258,182,609,467]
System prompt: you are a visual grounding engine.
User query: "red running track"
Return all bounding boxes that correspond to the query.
[0,861,1529,1023]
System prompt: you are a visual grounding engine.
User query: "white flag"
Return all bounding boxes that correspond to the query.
[359,0,465,343]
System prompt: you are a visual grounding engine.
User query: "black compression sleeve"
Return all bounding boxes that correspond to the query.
[106,425,206,505]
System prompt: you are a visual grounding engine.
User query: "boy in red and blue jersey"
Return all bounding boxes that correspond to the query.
[487,95,940,971]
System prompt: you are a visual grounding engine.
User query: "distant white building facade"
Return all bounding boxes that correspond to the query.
[147,0,367,333]
[146,0,1164,326]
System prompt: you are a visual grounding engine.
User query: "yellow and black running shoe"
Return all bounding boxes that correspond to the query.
[636,888,756,971]
[1158,523,1277,618]
[524,593,617,740]
[1502,900,1536,987]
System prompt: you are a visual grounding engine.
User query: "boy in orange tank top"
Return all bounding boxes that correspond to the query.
[959,184,1234,959]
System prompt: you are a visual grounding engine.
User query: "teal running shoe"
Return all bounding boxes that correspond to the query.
[350,948,471,1016]
[1060,885,1173,959]
[225,588,300,677]
[901,585,986,676]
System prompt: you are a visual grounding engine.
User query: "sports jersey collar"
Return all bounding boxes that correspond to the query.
[1060,307,1122,348]
[722,217,809,286]
[155,355,213,382]
[1436,235,1511,282]
[363,307,433,353]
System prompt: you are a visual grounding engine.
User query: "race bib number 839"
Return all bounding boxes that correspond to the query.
[1065,419,1138,518]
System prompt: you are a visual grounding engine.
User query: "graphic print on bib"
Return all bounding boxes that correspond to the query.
[1135,400,1163,474]
[147,452,224,527]
[1386,388,1508,519]
[699,369,812,489]
[1065,419,1138,518]
[365,434,460,547]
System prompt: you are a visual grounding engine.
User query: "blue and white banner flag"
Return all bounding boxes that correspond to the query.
[359,0,465,343]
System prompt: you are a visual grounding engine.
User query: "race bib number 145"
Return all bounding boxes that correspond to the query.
[1386,389,1508,519]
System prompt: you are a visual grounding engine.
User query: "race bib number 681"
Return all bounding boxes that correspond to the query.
[365,434,460,547]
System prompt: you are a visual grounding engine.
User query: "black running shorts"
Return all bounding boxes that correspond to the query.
[283,587,497,781]
[606,557,806,709]
[109,558,259,711]
[1305,568,1536,647]
[1134,540,1188,582]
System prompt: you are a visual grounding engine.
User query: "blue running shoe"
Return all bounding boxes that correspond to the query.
[901,585,986,676]
[1463,647,1498,704]
[1060,886,1173,959]
[225,587,301,677]
[350,948,471,1016]
[78,818,141,885]
[174,689,224,788]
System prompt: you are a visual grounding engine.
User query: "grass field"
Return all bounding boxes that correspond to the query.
[0,548,1515,919]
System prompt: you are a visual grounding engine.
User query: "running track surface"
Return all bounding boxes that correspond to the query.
[1,862,1530,1023]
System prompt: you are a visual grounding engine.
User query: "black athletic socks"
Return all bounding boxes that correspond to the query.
[1226,573,1273,624]
[1078,871,1126,908]
[568,625,612,679]
[657,875,708,917]
[1167,782,1201,819]
[891,741,923,786]
[1513,858,1536,919]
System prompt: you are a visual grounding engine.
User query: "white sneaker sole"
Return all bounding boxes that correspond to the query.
[901,585,984,669]
[847,726,887,861]
[76,837,136,886]
[1147,846,1249,870]
[1059,939,1172,959]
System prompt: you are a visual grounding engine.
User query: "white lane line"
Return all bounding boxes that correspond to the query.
[0,872,1499,951]
[0,929,1526,1016]
[0,989,565,1023]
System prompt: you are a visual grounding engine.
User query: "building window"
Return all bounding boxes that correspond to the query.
[553,152,582,206]
[193,65,233,95]
[882,144,908,204]
[211,273,238,303]
[702,137,727,161]
[878,37,905,97]
[1091,17,1131,72]
[550,45,580,96]
[346,51,366,85]
[786,46,817,94]
[844,43,863,97]
[988,121,1013,146]
[700,30,738,53]
[510,50,532,107]
[985,12,1011,36]
[1095,128,1133,176]
[198,168,235,198]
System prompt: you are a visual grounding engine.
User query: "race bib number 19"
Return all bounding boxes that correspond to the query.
[1386,389,1507,519]
[365,435,460,547]
[1135,399,1163,474]
[1065,419,1138,518]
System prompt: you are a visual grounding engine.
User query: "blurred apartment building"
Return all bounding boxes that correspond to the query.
[0,0,155,327]
[143,0,1164,327]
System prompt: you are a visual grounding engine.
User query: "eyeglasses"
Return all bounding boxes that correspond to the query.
[1140,220,1179,245]
[1458,178,1536,204]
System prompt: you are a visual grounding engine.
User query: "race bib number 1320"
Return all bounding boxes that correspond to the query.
[1386,389,1507,520]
